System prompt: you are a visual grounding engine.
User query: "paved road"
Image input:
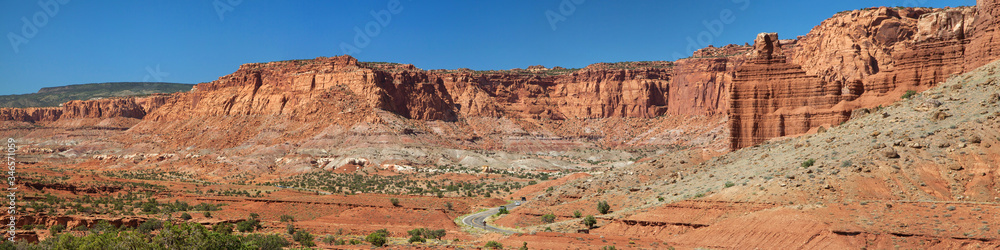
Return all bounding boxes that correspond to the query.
[461,201,521,234]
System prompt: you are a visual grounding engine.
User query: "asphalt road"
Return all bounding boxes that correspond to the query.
[461,200,521,234]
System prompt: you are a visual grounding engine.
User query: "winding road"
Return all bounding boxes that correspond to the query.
[461,200,521,234]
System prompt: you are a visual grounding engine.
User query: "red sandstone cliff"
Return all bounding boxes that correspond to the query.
[0,108,62,122]
[4,2,999,151]
[0,95,171,123]
[967,0,1000,68]
[729,3,1000,150]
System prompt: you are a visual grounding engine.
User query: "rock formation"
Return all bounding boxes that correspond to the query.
[0,108,62,122]
[967,0,1000,68]
[729,4,1000,149]
[3,3,999,151]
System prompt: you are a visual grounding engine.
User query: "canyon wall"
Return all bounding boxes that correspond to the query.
[967,0,1000,69]
[0,95,172,123]
[0,108,62,122]
[729,4,1000,150]
[143,53,741,124]
[3,3,998,151]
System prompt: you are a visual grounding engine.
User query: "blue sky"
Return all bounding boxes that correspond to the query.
[0,0,973,95]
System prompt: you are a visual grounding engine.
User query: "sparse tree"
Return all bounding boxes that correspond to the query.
[583,215,597,228]
[597,201,611,214]
[293,230,315,247]
[485,241,503,249]
[366,230,388,247]
[541,213,556,223]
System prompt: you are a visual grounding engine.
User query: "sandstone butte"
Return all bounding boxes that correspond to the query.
[3,2,1000,152]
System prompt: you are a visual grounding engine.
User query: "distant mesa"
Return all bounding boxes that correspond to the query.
[0,82,193,108]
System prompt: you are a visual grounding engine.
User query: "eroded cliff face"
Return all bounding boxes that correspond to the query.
[0,108,62,122]
[967,0,1000,68]
[729,33,850,149]
[0,94,172,123]
[729,4,1000,150]
[4,3,999,152]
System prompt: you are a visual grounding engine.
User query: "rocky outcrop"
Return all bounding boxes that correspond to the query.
[668,45,749,116]
[729,33,851,149]
[61,98,148,119]
[145,56,456,122]
[730,4,1000,150]
[967,0,1000,68]
[0,95,171,123]
[0,108,62,122]
[5,4,999,152]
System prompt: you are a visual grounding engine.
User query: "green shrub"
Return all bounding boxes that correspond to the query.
[496,206,509,216]
[428,229,446,240]
[485,241,503,249]
[236,220,260,233]
[902,90,917,99]
[407,228,445,241]
[180,212,192,220]
[203,211,212,218]
[408,235,425,243]
[573,210,582,218]
[520,242,529,250]
[486,240,503,249]
[92,220,116,234]
[597,201,611,214]
[244,233,291,249]
[321,235,337,244]
[293,230,315,247]
[840,160,853,168]
[801,159,816,168]
[213,223,233,234]
[725,181,735,188]
[366,229,388,247]
[140,202,159,214]
[279,214,295,222]
[137,219,162,233]
[49,224,66,235]
[390,198,400,206]
[286,224,296,235]
[583,215,597,228]
[541,213,556,223]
